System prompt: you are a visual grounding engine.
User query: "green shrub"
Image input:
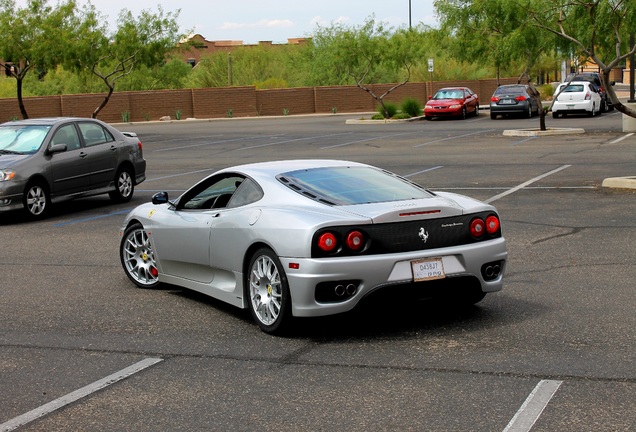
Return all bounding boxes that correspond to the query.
[400,98,423,117]
[392,112,412,120]
[371,113,385,120]
[376,102,398,118]
[538,83,555,100]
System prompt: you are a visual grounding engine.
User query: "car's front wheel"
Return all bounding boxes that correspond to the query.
[23,181,50,219]
[109,167,134,202]
[247,248,292,334]
[120,223,160,288]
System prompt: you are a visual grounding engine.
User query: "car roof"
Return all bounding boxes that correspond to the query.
[0,117,105,127]
[220,160,369,178]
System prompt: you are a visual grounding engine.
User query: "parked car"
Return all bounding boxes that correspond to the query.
[0,117,146,219]
[564,72,614,112]
[424,87,479,120]
[552,81,602,118]
[119,159,508,334]
[489,84,541,119]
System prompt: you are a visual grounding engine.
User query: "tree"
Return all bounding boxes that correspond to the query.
[435,0,563,130]
[311,17,426,118]
[0,0,78,119]
[528,0,636,118]
[67,5,182,118]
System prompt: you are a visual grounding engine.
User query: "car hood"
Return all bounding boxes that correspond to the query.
[426,98,463,106]
[0,153,30,169]
[337,193,491,223]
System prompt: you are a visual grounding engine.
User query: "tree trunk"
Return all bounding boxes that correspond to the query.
[92,84,114,119]
[17,77,28,119]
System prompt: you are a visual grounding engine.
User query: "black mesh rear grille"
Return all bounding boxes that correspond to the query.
[312,211,500,258]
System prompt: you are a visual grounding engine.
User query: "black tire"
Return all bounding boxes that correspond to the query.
[600,98,607,113]
[490,112,497,120]
[552,112,559,119]
[527,104,532,118]
[588,104,595,117]
[461,106,467,120]
[474,106,479,117]
[23,181,50,219]
[120,222,160,289]
[247,248,292,334]
[109,166,134,203]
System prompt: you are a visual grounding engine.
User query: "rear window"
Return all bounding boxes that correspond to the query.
[560,84,585,93]
[277,166,433,205]
[495,86,526,95]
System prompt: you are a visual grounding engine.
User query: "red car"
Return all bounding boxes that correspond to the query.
[424,87,480,120]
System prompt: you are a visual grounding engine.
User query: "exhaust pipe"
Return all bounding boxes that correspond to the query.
[345,283,357,296]
[335,284,345,297]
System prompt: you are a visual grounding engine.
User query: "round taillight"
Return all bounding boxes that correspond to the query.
[345,230,365,251]
[470,218,485,237]
[317,232,337,252]
[485,215,500,234]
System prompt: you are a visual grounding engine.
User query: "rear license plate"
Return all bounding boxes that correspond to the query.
[412,258,445,281]
[500,99,514,104]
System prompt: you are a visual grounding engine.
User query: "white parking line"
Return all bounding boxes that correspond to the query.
[0,358,163,432]
[609,133,634,144]
[404,166,443,177]
[413,129,496,147]
[485,165,572,203]
[503,380,563,432]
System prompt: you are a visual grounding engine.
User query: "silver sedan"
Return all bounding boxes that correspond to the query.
[120,160,507,334]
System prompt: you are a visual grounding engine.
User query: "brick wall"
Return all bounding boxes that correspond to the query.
[0,78,519,123]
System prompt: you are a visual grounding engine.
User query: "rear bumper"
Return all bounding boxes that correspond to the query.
[281,237,507,317]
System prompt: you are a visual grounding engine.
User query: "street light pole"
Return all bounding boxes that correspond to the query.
[409,0,412,29]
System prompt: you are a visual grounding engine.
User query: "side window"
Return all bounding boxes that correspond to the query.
[51,124,81,151]
[178,174,246,210]
[227,178,263,208]
[78,123,114,147]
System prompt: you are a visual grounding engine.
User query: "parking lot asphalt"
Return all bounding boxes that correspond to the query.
[1,110,634,431]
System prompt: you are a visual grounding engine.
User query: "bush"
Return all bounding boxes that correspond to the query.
[400,98,423,117]
[376,102,398,118]
[538,83,555,100]
[392,112,412,119]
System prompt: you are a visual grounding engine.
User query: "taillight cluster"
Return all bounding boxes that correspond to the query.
[515,95,527,101]
[316,229,367,255]
[469,214,500,239]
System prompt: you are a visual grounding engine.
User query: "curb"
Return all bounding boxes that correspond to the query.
[502,128,586,137]
[601,176,636,190]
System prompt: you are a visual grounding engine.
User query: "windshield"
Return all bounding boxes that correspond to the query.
[0,125,51,154]
[278,166,433,205]
[434,90,463,99]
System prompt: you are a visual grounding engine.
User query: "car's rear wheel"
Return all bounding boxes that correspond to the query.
[109,166,134,202]
[552,112,559,118]
[461,106,467,119]
[588,103,596,117]
[527,104,532,118]
[120,223,160,288]
[490,112,497,120]
[474,105,479,116]
[247,248,292,334]
[23,181,50,219]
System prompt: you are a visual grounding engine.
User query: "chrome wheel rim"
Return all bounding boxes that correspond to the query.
[118,171,133,198]
[26,185,46,215]
[122,228,158,286]
[249,255,282,326]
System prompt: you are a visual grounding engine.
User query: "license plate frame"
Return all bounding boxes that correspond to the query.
[411,257,446,282]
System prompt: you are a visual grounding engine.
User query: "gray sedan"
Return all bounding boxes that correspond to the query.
[0,117,146,219]
[120,160,507,334]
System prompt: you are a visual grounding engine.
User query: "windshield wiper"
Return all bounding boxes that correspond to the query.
[0,149,22,155]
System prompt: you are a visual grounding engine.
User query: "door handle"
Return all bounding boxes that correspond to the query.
[78,152,88,158]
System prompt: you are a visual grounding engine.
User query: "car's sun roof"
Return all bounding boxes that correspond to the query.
[277,166,432,205]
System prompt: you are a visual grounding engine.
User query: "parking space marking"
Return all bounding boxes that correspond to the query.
[510,136,537,146]
[239,132,352,151]
[485,165,572,203]
[403,166,443,177]
[502,380,563,432]
[0,358,163,432]
[52,209,132,227]
[320,131,414,149]
[609,133,634,144]
[414,129,495,147]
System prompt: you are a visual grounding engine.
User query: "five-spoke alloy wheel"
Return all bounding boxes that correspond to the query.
[23,181,49,219]
[120,223,159,288]
[248,248,292,334]
[110,167,134,202]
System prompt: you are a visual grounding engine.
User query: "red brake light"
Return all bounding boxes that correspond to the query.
[490,96,500,102]
[470,218,485,238]
[317,232,337,252]
[515,95,526,101]
[345,230,365,251]
[485,215,500,234]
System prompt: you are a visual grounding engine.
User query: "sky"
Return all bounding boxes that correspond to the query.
[27,0,439,44]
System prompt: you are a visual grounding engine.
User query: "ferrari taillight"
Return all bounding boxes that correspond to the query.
[345,230,365,251]
[485,215,500,234]
[470,218,485,238]
[317,232,337,252]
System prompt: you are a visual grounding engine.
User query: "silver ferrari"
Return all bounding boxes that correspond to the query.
[119,160,507,334]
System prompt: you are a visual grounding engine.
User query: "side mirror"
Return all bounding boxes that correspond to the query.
[47,143,67,154]
[152,191,169,205]
[428,95,433,100]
